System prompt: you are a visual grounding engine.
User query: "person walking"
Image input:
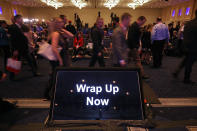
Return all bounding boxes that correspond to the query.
[128,16,149,79]
[182,10,197,84]
[0,20,11,72]
[112,13,131,67]
[45,17,74,99]
[89,17,105,67]
[8,15,39,80]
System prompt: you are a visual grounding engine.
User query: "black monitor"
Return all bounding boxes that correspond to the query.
[47,67,145,125]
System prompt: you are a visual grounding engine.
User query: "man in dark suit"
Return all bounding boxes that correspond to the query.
[128,16,149,79]
[89,17,105,67]
[0,20,11,71]
[112,13,131,67]
[183,10,197,84]
[8,15,39,80]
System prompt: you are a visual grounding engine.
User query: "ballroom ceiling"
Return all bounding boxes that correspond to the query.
[4,0,190,8]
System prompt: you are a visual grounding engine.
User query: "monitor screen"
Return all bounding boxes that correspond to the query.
[50,68,144,121]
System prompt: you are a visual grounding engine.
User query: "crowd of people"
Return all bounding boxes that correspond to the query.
[0,10,197,88]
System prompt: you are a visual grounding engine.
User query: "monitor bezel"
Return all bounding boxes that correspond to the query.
[47,67,146,127]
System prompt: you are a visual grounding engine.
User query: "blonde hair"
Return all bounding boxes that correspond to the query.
[47,17,63,41]
[49,17,64,33]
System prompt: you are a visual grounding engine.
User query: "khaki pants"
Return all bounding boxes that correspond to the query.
[129,49,145,76]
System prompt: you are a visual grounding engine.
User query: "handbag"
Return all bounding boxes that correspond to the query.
[38,41,62,61]
[6,58,22,74]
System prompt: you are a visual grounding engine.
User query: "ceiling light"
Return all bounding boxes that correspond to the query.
[128,3,138,9]
[41,0,63,9]
[23,18,29,22]
[104,0,120,10]
[128,0,150,9]
[134,0,149,5]
[71,0,87,9]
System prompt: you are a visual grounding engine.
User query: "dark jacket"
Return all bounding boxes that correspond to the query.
[141,31,151,49]
[183,18,197,54]
[8,24,29,52]
[91,27,104,53]
[128,22,141,49]
[112,26,128,64]
[66,24,76,35]
[0,27,9,46]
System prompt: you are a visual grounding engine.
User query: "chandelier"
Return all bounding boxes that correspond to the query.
[104,0,120,10]
[41,0,63,9]
[128,3,138,10]
[71,0,87,9]
[128,0,150,9]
